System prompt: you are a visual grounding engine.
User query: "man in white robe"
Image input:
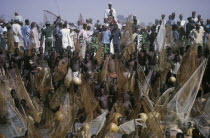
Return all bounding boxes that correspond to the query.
[78,24,88,46]
[190,25,205,46]
[179,14,186,29]
[60,24,72,49]
[12,20,23,48]
[104,2,116,20]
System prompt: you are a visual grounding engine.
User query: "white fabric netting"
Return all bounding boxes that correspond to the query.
[154,22,166,52]
[166,59,207,125]
[194,96,210,137]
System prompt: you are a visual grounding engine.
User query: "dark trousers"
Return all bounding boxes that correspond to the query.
[113,43,121,54]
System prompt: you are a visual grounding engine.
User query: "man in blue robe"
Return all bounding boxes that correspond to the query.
[21,19,31,49]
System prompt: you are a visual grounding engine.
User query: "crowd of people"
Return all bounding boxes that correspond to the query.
[0,2,210,138]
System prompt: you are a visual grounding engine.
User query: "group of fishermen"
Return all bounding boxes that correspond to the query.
[0,2,210,138]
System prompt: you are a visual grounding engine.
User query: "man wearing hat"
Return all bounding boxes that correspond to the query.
[104,2,116,20]
[41,21,53,54]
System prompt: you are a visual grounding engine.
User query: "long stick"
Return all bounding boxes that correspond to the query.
[43,10,65,22]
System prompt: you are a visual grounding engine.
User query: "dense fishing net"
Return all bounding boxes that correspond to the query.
[154,22,166,52]
[34,65,53,101]
[96,94,127,137]
[115,58,128,93]
[177,44,198,86]
[159,49,171,86]
[80,79,98,115]
[191,96,209,120]
[96,111,116,138]
[121,15,133,48]
[3,105,28,137]
[118,119,146,135]
[165,25,175,49]
[14,69,37,113]
[155,87,176,107]
[128,72,136,93]
[142,98,163,138]
[75,79,99,137]
[191,94,210,137]
[52,93,79,138]
[101,56,110,81]
[0,82,8,124]
[194,114,210,137]
[7,31,15,53]
[122,43,136,61]
[53,58,68,82]
[136,63,146,85]
[95,44,103,65]
[74,40,81,53]
[153,87,178,121]
[166,59,207,126]
[136,63,154,105]
[64,67,73,87]
[149,49,171,102]
[91,110,108,135]
[49,84,67,111]
[0,75,42,138]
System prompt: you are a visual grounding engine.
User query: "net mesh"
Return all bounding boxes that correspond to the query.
[115,58,128,93]
[154,22,166,52]
[95,44,103,65]
[0,74,41,138]
[166,59,207,125]
[52,92,78,138]
[122,43,136,61]
[15,69,37,114]
[165,25,174,49]
[193,95,210,137]
[150,49,171,102]
[53,58,68,82]
[177,44,198,86]
[34,65,53,101]
[0,82,8,123]
[101,56,110,81]
[121,15,133,49]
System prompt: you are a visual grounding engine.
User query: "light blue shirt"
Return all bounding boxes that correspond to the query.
[101,30,111,44]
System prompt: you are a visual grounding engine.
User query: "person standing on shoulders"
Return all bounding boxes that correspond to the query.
[104,2,117,20]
